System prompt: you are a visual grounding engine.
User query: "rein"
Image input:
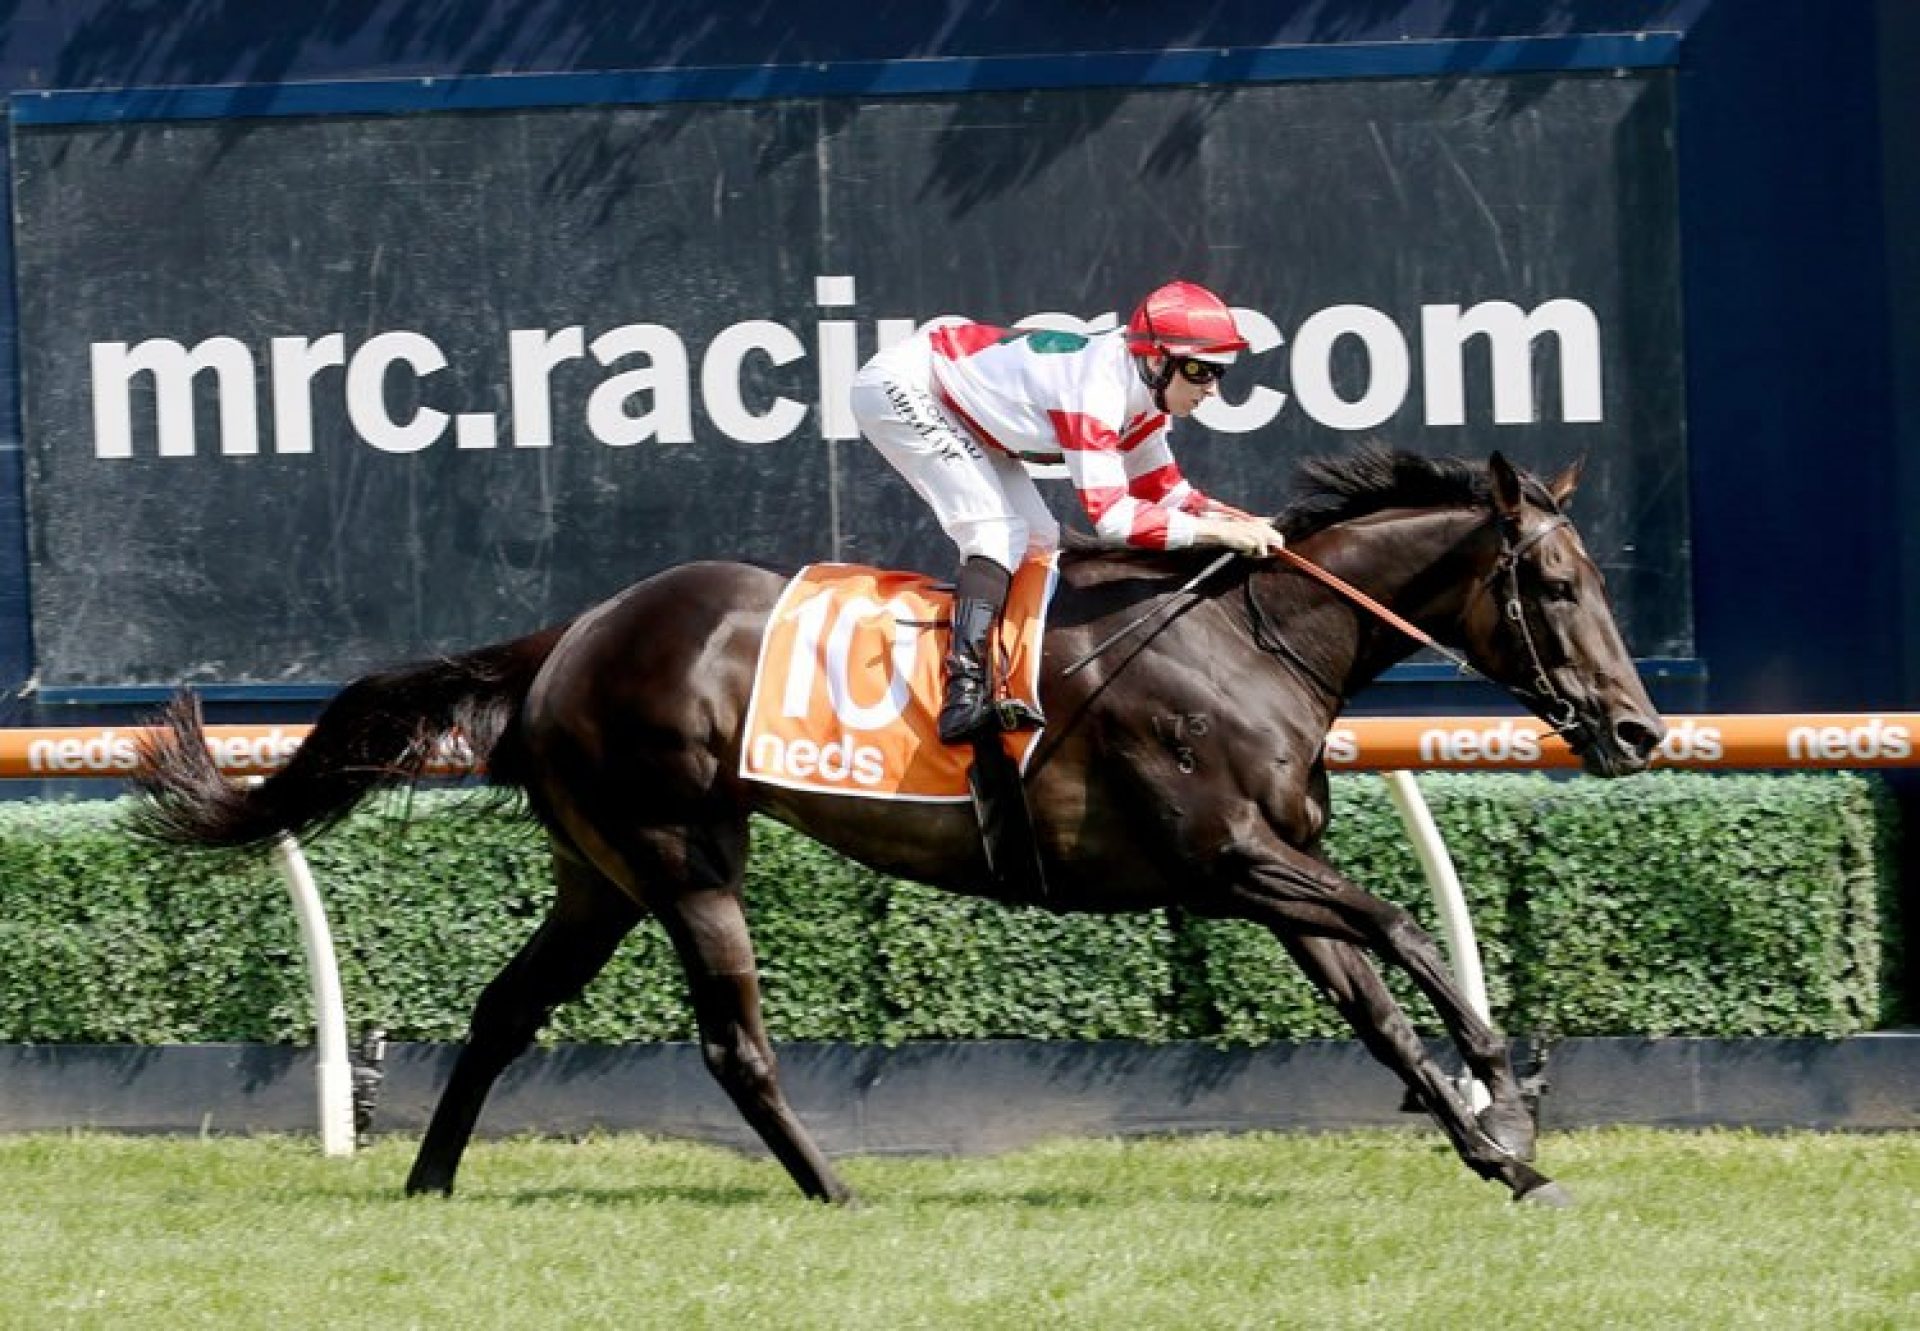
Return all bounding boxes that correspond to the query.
[1261,513,1587,744]
[1060,513,1586,744]
[1270,546,1473,675]
[1060,541,1470,682]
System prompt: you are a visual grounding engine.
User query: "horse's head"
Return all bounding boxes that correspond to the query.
[1456,453,1665,776]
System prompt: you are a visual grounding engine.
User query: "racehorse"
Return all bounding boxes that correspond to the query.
[129,447,1663,1207]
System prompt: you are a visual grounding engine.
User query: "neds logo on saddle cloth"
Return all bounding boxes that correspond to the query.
[741,557,1057,801]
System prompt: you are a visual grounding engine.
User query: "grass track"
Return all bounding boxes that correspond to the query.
[0,1129,1914,1329]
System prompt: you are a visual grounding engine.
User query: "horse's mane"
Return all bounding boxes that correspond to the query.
[1277,445,1563,540]
[1062,446,1555,572]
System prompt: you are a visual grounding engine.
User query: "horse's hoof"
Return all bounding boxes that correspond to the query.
[1515,1179,1574,1208]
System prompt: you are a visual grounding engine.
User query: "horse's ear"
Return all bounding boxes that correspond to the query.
[1488,452,1524,520]
[1549,456,1585,508]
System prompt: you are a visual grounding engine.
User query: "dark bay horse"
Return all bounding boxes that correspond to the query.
[129,448,1663,1207]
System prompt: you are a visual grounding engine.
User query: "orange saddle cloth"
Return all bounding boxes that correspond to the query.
[740,555,1058,802]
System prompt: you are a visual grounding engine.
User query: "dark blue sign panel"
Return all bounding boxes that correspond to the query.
[12,72,1686,688]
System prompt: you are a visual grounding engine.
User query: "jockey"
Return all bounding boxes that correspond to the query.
[850,279,1287,745]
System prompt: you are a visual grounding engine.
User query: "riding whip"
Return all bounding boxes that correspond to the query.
[1061,552,1237,677]
[1061,546,1476,680]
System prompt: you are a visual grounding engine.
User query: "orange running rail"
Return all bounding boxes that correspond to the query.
[1322,713,1920,771]
[1,714,1917,778]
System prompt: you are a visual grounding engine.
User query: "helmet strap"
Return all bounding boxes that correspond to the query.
[1136,350,1177,413]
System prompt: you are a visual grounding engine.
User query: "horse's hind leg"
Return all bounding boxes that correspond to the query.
[406,843,643,1197]
[655,881,854,1204]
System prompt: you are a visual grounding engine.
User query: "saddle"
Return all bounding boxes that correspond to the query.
[738,558,1057,902]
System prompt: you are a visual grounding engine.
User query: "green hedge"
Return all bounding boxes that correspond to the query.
[1186,774,1900,1040]
[0,773,1900,1044]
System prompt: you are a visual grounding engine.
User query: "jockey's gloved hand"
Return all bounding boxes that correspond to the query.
[1198,515,1286,558]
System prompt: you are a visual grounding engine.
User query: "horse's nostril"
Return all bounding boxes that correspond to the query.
[1615,716,1664,758]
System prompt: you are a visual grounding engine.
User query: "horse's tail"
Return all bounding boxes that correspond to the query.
[127,622,572,852]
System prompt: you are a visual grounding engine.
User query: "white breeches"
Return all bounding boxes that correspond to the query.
[850,331,1060,573]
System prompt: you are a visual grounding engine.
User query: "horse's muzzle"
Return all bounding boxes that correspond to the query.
[1577,711,1665,777]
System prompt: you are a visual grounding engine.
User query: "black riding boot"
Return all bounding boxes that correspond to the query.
[938,558,1010,744]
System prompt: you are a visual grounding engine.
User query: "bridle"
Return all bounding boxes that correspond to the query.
[1062,503,1592,748]
[1473,513,1585,742]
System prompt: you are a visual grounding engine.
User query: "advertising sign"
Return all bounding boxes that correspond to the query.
[12,72,1687,687]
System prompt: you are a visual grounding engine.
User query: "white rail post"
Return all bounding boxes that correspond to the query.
[1381,770,1491,1111]
[268,831,355,1157]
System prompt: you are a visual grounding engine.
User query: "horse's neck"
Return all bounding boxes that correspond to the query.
[1297,506,1489,693]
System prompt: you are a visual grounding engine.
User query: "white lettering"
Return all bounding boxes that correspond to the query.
[701,320,806,444]
[751,732,786,773]
[587,324,692,445]
[779,589,917,731]
[1786,718,1912,762]
[1422,299,1603,426]
[22,726,300,774]
[509,326,585,448]
[747,731,888,788]
[1323,727,1359,765]
[1417,720,1543,765]
[782,590,834,719]
[875,317,921,353]
[1289,305,1410,431]
[92,336,258,458]
[816,274,860,441]
[346,331,448,453]
[822,595,915,731]
[269,334,345,455]
[27,729,141,772]
[1657,719,1724,764]
[86,286,1611,457]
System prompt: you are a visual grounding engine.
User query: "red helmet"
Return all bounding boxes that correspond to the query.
[1124,280,1249,364]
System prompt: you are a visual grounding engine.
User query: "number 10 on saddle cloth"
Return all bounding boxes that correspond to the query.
[740,555,1058,801]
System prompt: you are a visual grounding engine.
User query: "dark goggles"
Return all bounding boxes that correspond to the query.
[1173,356,1228,386]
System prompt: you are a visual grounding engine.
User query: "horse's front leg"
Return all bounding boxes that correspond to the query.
[1293,875,1538,1164]
[1335,901,1540,1166]
[1216,846,1564,1204]
[1278,932,1562,1202]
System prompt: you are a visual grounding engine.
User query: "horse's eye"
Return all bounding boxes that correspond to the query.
[1540,578,1578,603]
